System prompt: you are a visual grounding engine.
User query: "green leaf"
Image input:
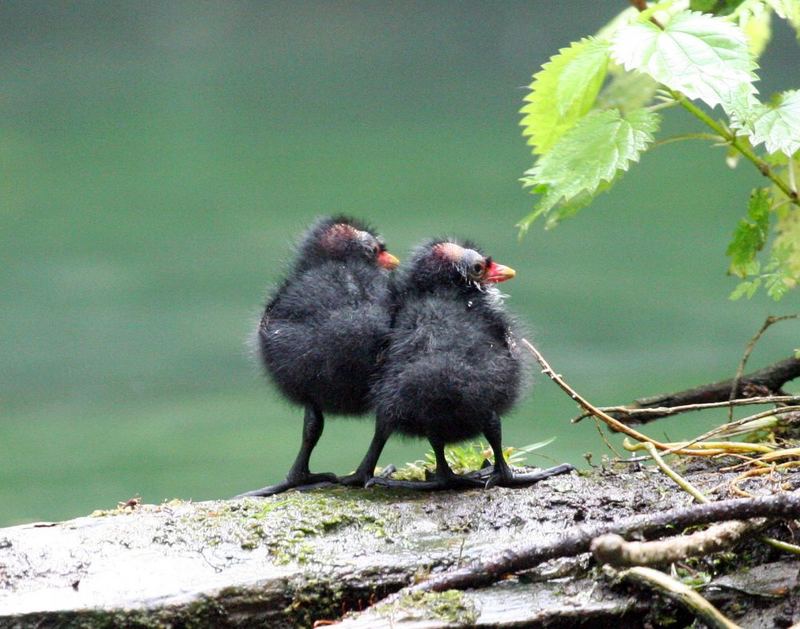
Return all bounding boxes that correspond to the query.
[596,70,660,114]
[691,0,747,15]
[726,188,771,276]
[729,278,761,299]
[611,10,757,110]
[774,204,800,280]
[734,1,773,58]
[766,0,800,39]
[520,38,610,155]
[519,108,660,232]
[748,90,800,157]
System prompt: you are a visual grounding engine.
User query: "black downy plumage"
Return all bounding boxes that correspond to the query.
[344,238,574,490]
[238,216,399,497]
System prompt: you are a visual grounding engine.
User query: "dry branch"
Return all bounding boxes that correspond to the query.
[625,356,800,424]
[591,520,760,567]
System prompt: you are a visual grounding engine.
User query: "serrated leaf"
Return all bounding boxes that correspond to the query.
[691,0,747,16]
[519,108,660,231]
[730,278,761,299]
[774,205,800,279]
[596,6,640,42]
[726,188,771,276]
[735,1,773,57]
[766,0,800,39]
[748,90,800,156]
[521,38,610,155]
[596,70,660,113]
[611,10,758,110]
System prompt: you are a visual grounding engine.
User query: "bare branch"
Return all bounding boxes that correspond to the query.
[729,315,798,420]
[571,396,800,424]
[627,356,800,424]
[592,520,760,567]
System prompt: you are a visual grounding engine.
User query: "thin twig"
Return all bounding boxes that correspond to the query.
[659,406,799,457]
[571,396,800,424]
[652,132,724,149]
[729,315,799,420]
[521,339,708,455]
[618,566,741,629]
[643,442,707,503]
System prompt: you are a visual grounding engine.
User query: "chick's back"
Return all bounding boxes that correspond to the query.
[259,261,393,414]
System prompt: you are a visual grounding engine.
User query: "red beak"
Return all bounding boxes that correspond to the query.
[485,261,516,283]
[377,250,400,270]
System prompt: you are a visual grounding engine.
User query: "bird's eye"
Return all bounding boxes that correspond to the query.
[471,262,484,275]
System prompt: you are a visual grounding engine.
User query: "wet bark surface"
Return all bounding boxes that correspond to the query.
[1,465,798,628]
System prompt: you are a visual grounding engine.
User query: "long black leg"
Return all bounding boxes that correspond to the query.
[481,412,575,488]
[236,404,338,497]
[339,419,394,487]
[367,435,485,491]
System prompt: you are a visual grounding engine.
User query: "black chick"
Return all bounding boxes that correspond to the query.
[239,216,399,497]
[345,239,573,490]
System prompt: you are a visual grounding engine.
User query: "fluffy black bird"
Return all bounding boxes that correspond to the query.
[343,239,573,490]
[239,216,399,497]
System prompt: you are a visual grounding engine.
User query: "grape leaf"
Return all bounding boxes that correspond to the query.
[748,90,800,156]
[611,10,757,110]
[519,108,660,233]
[520,38,610,155]
[726,188,771,277]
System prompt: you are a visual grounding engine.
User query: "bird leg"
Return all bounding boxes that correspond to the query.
[366,437,485,491]
[338,423,394,487]
[236,404,338,497]
[479,412,575,488]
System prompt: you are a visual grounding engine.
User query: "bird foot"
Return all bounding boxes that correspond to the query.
[235,472,338,498]
[483,463,575,488]
[365,473,486,491]
[338,464,396,488]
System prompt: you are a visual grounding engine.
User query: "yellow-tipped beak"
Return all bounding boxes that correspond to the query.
[377,251,400,270]
[485,261,516,283]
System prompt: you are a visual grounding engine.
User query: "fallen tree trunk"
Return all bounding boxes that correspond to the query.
[0,466,798,628]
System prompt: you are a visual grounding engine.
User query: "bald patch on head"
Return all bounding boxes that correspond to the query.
[433,242,465,261]
[320,223,359,250]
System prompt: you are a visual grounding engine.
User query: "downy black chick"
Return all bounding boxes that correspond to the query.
[239,216,399,497]
[344,239,573,490]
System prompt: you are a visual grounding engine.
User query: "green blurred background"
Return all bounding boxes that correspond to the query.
[1,1,798,526]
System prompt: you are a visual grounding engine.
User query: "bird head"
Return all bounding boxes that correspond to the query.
[298,216,399,270]
[407,239,516,292]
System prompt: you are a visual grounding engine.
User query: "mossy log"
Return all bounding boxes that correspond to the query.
[1,466,798,628]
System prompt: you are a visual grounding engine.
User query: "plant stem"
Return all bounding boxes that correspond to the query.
[652,133,723,149]
[673,91,799,205]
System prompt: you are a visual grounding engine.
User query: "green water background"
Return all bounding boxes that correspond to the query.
[2,1,798,526]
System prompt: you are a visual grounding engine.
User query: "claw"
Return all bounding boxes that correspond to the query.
[236,472,338,498]
[487,463,575,488]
